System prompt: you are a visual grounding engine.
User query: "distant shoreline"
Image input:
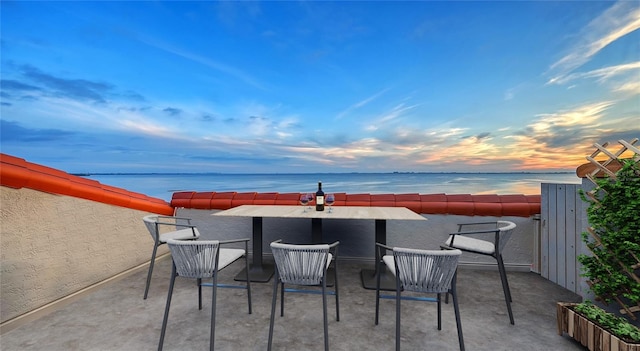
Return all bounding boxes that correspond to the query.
[73,171,575,177]
[78,172,581,201]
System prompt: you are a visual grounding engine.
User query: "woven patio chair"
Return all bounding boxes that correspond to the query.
[142,215,200,299]
[158,238,252,351]
[375,244,464,351]
[441,220,517,324]
[267,240,340,351]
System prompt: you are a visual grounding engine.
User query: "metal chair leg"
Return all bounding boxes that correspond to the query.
[144,243,160,299]
[437,293,442,330]
[395,276,401,351]
[322,278,329,351]
[210,274,217,351]
[198,278,202,310]
[280,282,285,317]
[158,264,177,351]
[497,255,513,302]
[497,255,515,325]
[375,257,382,325]
[451,275,465,351]
[334,263,340,322]
[245,250,252,314]
[267,272,279,351]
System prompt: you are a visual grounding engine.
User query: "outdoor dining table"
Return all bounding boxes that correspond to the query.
[212,204,427,290]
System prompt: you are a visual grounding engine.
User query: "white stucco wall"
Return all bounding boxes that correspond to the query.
[0,186,158,324]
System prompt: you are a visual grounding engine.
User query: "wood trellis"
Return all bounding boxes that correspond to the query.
[583,138,640,320]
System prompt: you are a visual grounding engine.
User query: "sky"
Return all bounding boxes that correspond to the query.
[1,1,639,174]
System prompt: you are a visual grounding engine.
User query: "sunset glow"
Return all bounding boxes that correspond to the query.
[1,1,638,173]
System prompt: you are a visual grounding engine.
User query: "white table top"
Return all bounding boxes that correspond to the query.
[212,205,427,221]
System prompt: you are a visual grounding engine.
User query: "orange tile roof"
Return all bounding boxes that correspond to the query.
[0,153,173,215]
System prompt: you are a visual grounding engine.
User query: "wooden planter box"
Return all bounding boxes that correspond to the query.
[557,302,640,351]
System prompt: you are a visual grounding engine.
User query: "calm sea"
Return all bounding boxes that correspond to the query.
[81,173,581,202]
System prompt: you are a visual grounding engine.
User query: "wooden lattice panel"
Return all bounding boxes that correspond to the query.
[583,138,640,320]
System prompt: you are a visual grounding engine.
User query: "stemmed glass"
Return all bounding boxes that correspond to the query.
[300,194,309,212]
[306,193,314,211]
[325,194,335,213]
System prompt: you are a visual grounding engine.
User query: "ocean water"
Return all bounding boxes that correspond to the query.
[82,172,582,202]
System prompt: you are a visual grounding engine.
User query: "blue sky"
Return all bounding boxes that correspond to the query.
[1,1,638,174]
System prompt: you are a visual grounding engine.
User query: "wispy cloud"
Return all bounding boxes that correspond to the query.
[163,107,182,116]
[531,101,612,130]
[500,101,620,169]
[119,119,175,138]
[135,35,266,90]
[0,120,76,142]
[615,80,640,94]
[548,1,640,85]
[356,101,624,171]
[19,65,113,103]
[365,102,419,131]
[0,79,42,93]
[336,88,390,120]
[549,61,640,85]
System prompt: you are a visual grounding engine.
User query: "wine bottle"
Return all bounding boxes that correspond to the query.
[315,181,325,211]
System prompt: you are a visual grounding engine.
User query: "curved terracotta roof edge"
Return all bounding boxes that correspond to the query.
[171,191,541,217]
[0,153,174,216]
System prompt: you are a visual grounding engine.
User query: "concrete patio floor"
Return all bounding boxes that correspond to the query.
[1,257,585,351]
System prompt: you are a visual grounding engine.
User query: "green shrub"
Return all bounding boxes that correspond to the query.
[578,159,640,307]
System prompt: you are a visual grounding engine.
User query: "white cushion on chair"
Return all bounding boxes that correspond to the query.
[218,248,246,270]
[159,228,200,243]
[382,255,396,276]
[445,235,495,255]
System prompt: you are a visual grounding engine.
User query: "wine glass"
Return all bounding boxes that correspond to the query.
[306,193,314,211]
[325,193,335,213]
[300,194,309,212]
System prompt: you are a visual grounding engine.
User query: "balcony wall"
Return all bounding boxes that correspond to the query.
[0,186,156,326]
[170,191,541,217]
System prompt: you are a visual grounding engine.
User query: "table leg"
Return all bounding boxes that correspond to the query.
[309,218,337,286]
[234,216,274,282]
[311,218,323,243]
[360,219,395,290]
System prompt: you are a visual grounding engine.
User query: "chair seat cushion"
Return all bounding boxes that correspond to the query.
[218,248,246,270]
[159,228,200,242]
[445,235,495,255]
[382,255,396,276]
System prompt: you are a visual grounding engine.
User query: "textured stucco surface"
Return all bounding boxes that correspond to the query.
[1,186,159,323]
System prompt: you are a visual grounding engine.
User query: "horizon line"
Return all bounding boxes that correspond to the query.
[76,171,577,176]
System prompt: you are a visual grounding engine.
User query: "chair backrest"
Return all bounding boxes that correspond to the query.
[166,239,221,279]
[496,221,516,254]
[142,215,159,240]
[270,242,330,285]
[393,248,462,294]
[142,215,191,241]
